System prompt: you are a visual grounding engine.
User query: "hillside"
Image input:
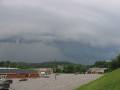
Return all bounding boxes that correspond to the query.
[0,61,72,68]
[76,69,120,90]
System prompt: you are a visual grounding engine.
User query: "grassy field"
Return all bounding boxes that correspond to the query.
[76,69,120,90]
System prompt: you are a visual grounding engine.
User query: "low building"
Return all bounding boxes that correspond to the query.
[86,68,107,74]
[36,68,53,75]
[0,68,39,79]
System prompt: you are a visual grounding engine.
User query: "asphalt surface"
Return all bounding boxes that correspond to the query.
[10,74,101,90]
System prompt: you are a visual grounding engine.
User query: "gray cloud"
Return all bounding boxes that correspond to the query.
[0,43,65,62]
[0,0,120,46]
[0,0,120,63]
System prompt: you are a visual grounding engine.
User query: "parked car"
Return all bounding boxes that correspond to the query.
[0,80,10,90]
[4,80,13,84]
[42,74,49,78]
[19,78,28,81]
[0,88,9,90]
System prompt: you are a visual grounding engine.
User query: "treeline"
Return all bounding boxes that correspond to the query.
[29,61,89,73]
[0,61,89,73]
[55,64,88,73]
[93,54,120,71]
[0,61,32,69]
[1,54,120,73]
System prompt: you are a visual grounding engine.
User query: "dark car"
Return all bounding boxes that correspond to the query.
[19,78,28,81]
[0,88,9,90]
[4,80,13,84]
[0,81,10,90]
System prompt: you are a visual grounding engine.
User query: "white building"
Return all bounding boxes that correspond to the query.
[86,68,107,74]
[35,68,53,75]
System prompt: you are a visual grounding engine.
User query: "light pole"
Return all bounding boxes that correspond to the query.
[54,59,57,80]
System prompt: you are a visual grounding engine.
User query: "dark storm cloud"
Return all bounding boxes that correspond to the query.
[0,0,120,63]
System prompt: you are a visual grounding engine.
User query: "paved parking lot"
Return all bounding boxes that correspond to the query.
[10,74,101,90]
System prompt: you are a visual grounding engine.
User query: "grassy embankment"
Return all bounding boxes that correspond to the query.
[76,68,120,90]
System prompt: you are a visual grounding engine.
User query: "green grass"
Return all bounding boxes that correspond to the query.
[76,69,120,90]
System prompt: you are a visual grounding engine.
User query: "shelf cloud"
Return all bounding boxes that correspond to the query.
[0,0,120,63]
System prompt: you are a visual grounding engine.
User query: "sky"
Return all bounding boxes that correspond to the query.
[0,0,120,64]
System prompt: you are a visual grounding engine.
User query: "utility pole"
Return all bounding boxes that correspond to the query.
[54,59,57,80]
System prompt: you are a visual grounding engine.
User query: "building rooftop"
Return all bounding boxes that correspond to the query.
[0,67,18,69]
[0,69,37,74]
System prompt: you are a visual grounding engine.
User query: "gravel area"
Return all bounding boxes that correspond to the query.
[10,74,101,90]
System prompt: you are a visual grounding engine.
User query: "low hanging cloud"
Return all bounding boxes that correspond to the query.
[0,0,120,45]
[0,0,120,63]
[0,0,120,46]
